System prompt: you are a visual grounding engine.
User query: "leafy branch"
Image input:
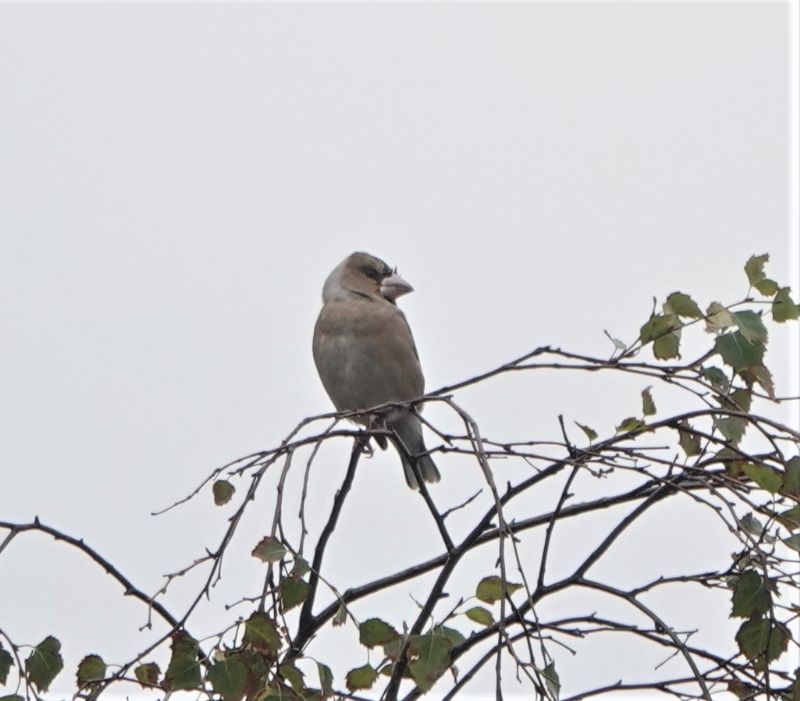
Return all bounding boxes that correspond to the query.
[1,254,798,701]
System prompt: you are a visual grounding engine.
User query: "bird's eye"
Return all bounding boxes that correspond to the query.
[364,268,380,280]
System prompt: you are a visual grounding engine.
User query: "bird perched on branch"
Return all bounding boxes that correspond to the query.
[312,252,441,489]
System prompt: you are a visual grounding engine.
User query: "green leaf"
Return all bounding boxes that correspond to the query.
[744,254,769,285]
[755,278,779,296]
[756,622,790,669]
[359,618,398,648]
[742,463,783,494]
[134,662,160,686]
[76,654,106,688]
[0,645,12,685]
[317,662,333,696]
[716,331,765,372]
[782,534,800,552]
[574,422,597,442]
[777,504,800,531]
[279,576,309,611]
[714,415,746,446]
[164,633,201,691]
[639,313,679,343]
[278,663,304,692]
[378,663,395,677]
[615,417,647,434]
[213,479,235,506]
[716,446,741,474]
[408,633,452,693]
[25,636,63,692]
[737,364,775,399]
[732,311,768,345]
[639,311,682,359]
[736,618,791,670]
[641,387,656,416]
[436,626,466,647]
[543,661,560,701]
[705,302,735,333]
[383,638,403,662]
[465,606,495,627]
[781,456,800,497]
[727,388,752,412]
[476,575,523,604]
[666,292,703,319]
[653,332,681,360]
[773,287,800,322]
[243,613,281,657]
[237,649,268,697]
[251,536,287,563]
[739,513,766,538]
[701,366,729,390]
[208,656,247,701]
[736,618,769,660]
[731,570,771,618]
[677,422,701,457]
[0,696,24,701]
[345,664,377,692]
[291,557,311,578]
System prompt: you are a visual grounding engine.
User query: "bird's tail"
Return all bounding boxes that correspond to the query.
[389,414,441,490]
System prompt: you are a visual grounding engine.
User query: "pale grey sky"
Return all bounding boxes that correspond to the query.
[1,2,796,699]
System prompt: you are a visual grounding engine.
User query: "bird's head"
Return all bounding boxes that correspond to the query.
[322,252,414,304]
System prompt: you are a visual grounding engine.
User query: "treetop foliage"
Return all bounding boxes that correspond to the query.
[1,254,799,701]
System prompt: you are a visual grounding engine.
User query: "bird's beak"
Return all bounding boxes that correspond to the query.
[380,268,414,301]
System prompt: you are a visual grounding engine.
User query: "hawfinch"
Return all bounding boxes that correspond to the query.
[313,252,441,489]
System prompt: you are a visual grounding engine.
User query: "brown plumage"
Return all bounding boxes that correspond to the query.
[312,252,440,489]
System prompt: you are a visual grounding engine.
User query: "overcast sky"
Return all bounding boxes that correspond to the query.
[1,2,797,699]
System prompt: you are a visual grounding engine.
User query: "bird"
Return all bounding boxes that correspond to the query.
[312,252,441,489]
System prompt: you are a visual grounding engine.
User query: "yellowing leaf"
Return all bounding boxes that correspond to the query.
[465,606,495,627]
[476,575,522,604]
[213,480,235,506]
[705,302,735,333]
[134,663,160,687]
[359,618,398,648]
[345,664,377,691]
[251,536,287,563]
[773,287,800,322]
[333,603,348,626]
[641,387,656,416]
[666,292,703,318]
[76,655,106,688]
[243,613,281,657]
[616,417,647,434]
[574,422,598,442]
